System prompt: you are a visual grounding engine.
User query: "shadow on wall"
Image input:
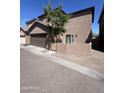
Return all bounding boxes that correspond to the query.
[92,37,104,52]
[85,31,92,43]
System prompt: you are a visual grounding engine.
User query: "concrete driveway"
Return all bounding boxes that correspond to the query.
[20,48,104,93]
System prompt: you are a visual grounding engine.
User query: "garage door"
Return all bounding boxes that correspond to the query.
[30,33,47,48]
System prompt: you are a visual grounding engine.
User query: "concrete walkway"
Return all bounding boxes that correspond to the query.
[21,45,104,81]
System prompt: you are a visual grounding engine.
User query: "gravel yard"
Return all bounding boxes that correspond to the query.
[53,49,104,74]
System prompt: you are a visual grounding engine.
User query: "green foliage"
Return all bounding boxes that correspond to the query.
[44,1,70,50]
[44,2,70,37]
[44,2,53,22]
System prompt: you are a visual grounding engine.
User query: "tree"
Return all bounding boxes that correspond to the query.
[52,6,70,51]
[44,1,54,50]
[44,2,70,50]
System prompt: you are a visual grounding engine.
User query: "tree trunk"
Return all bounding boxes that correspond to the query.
[56,36,57,51]
[45,34,48,49]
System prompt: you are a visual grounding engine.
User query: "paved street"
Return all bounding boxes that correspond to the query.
[20,48,104,93]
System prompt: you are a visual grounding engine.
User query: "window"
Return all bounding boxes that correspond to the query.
[66,34,74,44]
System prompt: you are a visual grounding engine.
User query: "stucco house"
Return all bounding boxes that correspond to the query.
[24,7,95,56]
[20,27,30,45]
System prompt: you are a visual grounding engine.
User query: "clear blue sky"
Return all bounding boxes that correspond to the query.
[20,0,104,33]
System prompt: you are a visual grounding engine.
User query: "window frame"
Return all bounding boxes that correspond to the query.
[66,34,74,44]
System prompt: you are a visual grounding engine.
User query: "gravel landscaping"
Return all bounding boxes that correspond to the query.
[53,49,104,74]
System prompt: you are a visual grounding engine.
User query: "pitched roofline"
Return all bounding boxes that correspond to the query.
[69,7,95,22]
[20,27,24,31]
[27,20,49,34]
[20,27,26,32]
[26,18,39,25]
[37,6,95,22]
[26,6,95,26]
[37,14,45,19]
[98,7,104,23]
[20,27,27,34]
[37,8,66,19]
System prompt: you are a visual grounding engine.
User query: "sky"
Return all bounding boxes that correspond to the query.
[20,0,104,33]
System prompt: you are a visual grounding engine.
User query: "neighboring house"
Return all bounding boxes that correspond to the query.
[98,8,104,52]
[20,27,26,45]
[25,7,95,56]
[26,18,38,28]
[20,27,30,45]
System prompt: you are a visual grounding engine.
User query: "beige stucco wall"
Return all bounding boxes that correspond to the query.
[61,11,92,44]
[20,37,26,45]
[30,26,46,34]
[20,35,30,45]
[55,11,93,56]
[51,43,56,51]
[25,35,31,45]
[66,44,91,56]
[20,30,25,36]
[56,43,67,54]
[20,30,26,45]
[52,43,91,57]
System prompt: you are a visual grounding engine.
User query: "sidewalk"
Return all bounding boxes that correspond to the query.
[21,45,104,80]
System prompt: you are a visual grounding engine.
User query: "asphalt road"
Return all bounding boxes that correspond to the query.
[20,48,104,93]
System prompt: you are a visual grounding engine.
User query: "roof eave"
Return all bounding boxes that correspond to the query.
[27,20,49,34]
[25,18,38,25]
[37,8,66,19]
[69,7,95,23]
